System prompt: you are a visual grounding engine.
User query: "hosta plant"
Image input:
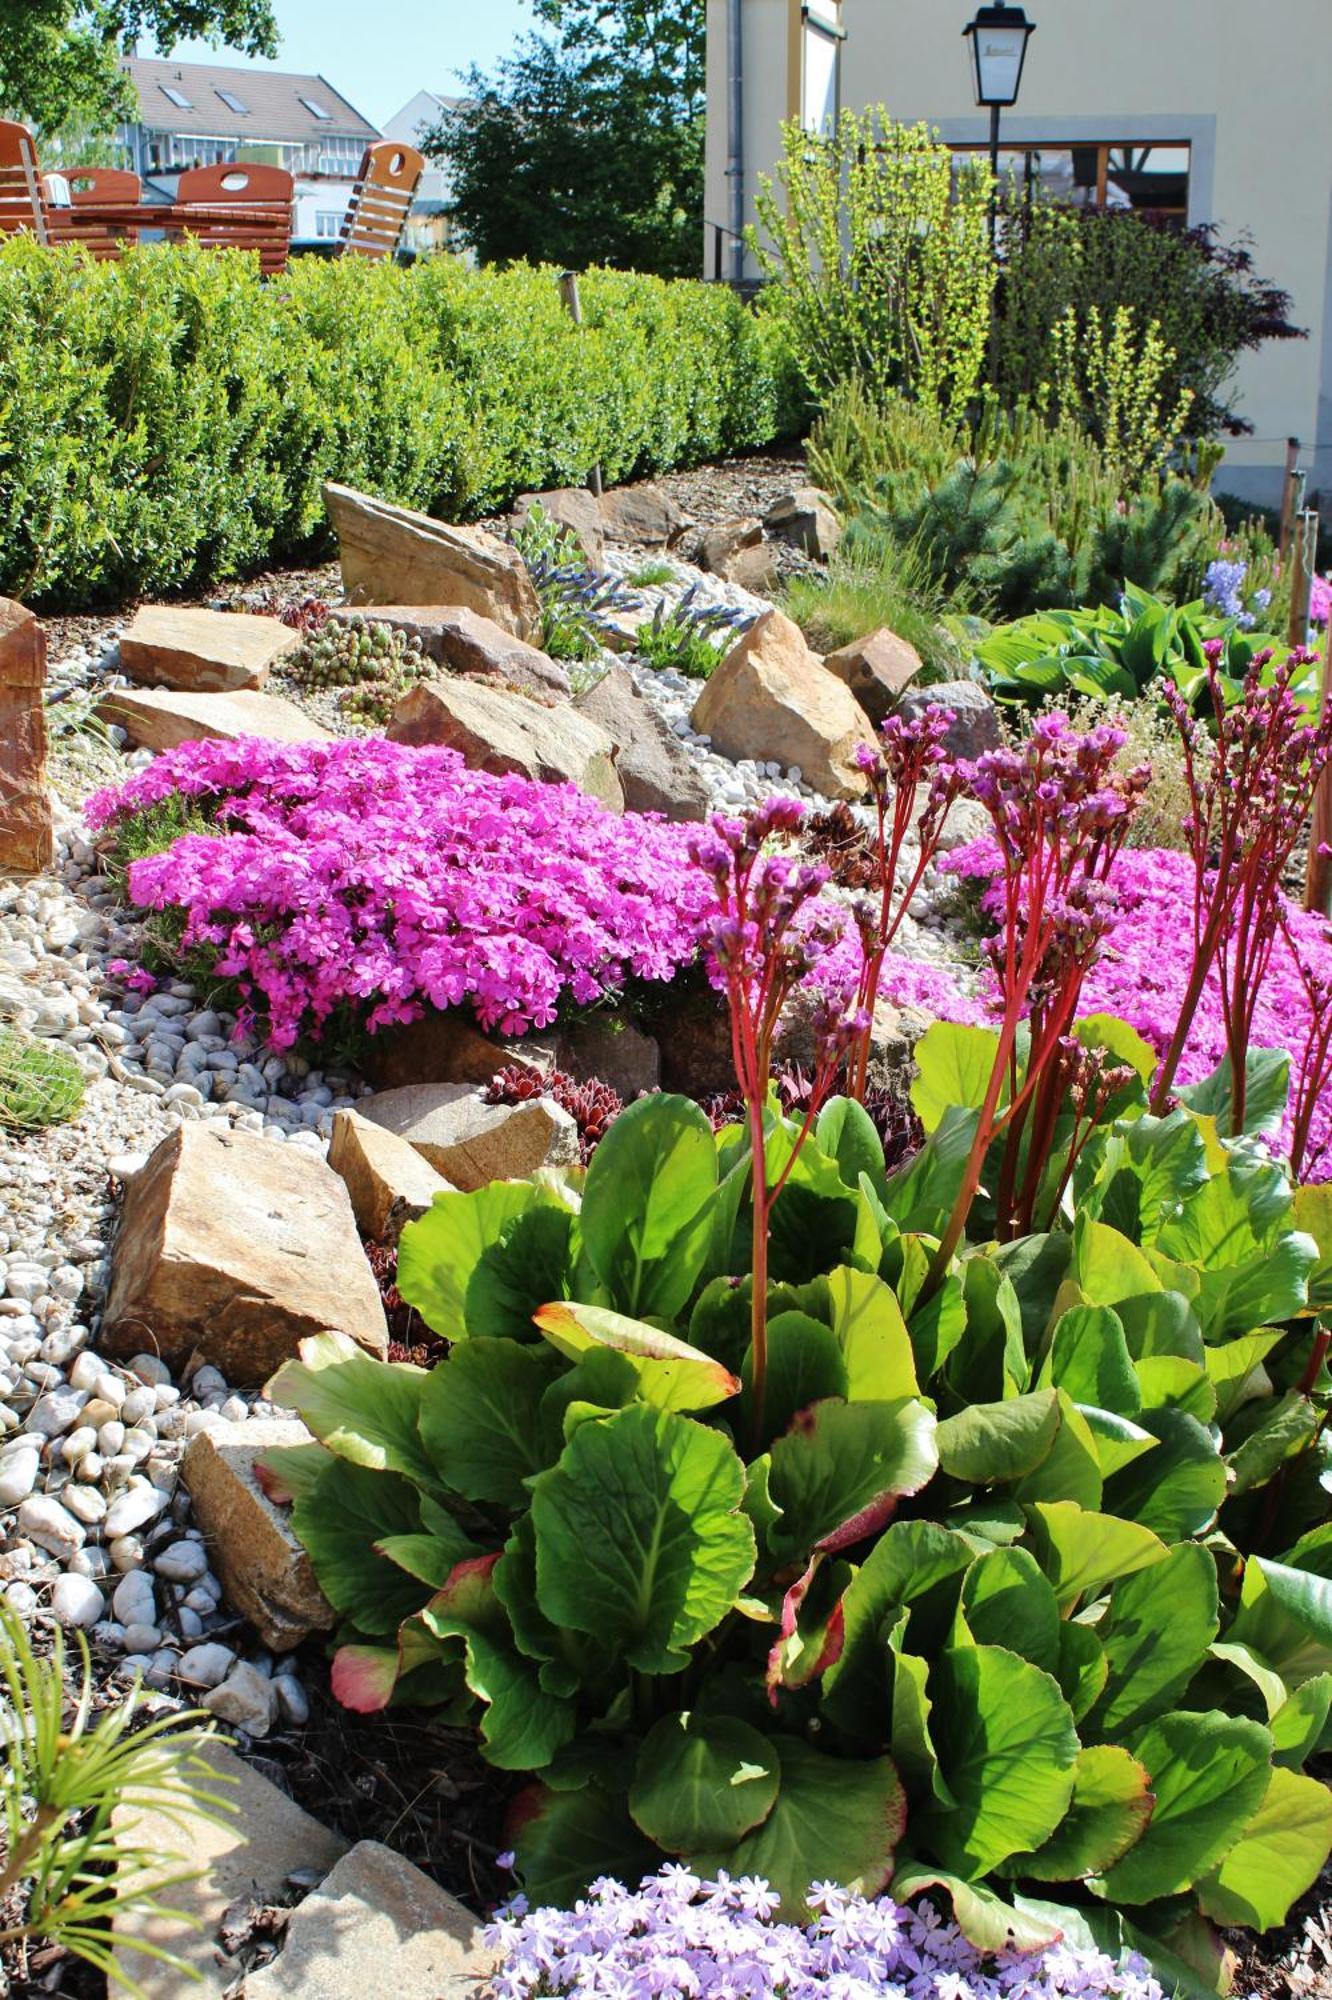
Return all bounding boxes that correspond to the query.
[268,1068,1332,1987]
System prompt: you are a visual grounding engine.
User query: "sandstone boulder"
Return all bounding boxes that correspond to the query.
[118,606,299,693]
[0,598,53,873]
[695,518,777,591]
[599,481,687,545]
[328,1108,454,1241]
[357,1084,578,1190]
[386,677,623,811]
[101,1125,387,1385]
[359,1011,553,1092]
[511,486,605,565]
[326,604,569,699]
[98,686,331,753]
[824,626,923,724]
[894,678,1003,761]
[244,1840,494,2000]
[181,1417,335,1651]
[691,608,876,800]
[572,663,711,821]
[556,1013,661,1100]
[764,486,842,559]
[324,481,541,639]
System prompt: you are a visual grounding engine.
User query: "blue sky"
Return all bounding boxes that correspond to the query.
[145,0,537,128]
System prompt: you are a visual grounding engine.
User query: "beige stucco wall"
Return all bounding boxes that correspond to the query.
[704,0,1332,504]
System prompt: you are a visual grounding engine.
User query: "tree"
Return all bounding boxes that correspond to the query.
[0,1,278,135]
[427,0,704,278]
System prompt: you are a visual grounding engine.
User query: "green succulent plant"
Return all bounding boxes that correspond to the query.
[292,620,431,724]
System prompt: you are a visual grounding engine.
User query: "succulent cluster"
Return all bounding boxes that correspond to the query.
[292,620,432,725]
[485,1063,625,1164]
[635,583,750,680]
[0,1027,84,1133]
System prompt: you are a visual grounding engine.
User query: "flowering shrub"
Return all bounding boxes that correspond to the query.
[485,1867,1165,2000]
[1201,555,1271,627]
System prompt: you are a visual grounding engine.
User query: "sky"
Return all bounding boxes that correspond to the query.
[146,0,538,128]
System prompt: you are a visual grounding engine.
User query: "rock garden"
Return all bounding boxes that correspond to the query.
[4,114,1332,2000]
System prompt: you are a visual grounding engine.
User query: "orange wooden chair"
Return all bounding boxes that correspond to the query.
[169,162,295,275]
[0,119,52,244]
[339,140,424,262]
[43,168,143,258]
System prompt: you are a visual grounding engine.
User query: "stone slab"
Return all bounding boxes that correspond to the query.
[98,686,332,753]
[327,1107,454,1241]
[182,1418,335,1651]
[357,1082,578,1190]
[325,482,540,640]
[0,598,54,873]
[119,607,300,693]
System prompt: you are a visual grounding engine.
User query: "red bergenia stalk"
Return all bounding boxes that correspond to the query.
[689,802,862,1448]
[927,715,1147,1284]
[1280,910,1332,1183]
[1152,644,1332,1128]
[845,710,962,1101]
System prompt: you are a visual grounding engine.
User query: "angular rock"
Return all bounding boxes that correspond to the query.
[0,598,54,873]
[328,1108,454,1242]
[691,608,876,801]
[202,1660,279,1736]
[764,485,841,559]
[112,1742,347,1999]
[182,1418,335,1652]
[326,604,570,699]
[359,1012,553,1093]
[599,481,687,545]
[823,626,923,725]
[118,607,299,694]
[386,678,623,811]
[325,481,541,640]
[894,678,1003,761]
[697,516,761,572]
[101,1125,387,1386]
[556,1013,661,1100]
[357,1083,578,1190]
[511,486,605,566]
[97,686,331,754]
[244,1839,494,1999]
[572,663,711,821]
[655,978,742,1097]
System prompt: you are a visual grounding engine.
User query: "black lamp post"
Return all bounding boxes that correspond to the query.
[962,2,1036,207]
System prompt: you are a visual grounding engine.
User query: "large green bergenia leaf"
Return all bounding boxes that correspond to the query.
[1091,1542,1219,1736]
[421,1554,576,1770]
[535,1301,741,1413]
[882,1105,979,1238]
[742,1312,847,1444]
[1002,1743,1153,1883]
[693,1737,904,1913]
[417,1336,562,1508]
[1228,1556,1332,1686]
[580,1093,718,1318]
[292,1460,434,1636]
[1082,1112,1208,1246]
[1072,1216,1163,1307]
[1197,1766,1332,1931]
[957,1547,1060,1674]
[467,1205,578,1340]
[890,1865,1062,1954]
[911,1022,1002,1134]
[1026,1501,1169,1608]
[1226,1390,1321,1497]
[396,1182,569,1340]
[1102,1407,1226,1540]
[530,1404,754,1673]
[1040,1305,1141,1416]
[816,1096,890,1201]
[763,1398,938,1561]
[921,1643,1079,1876]
[1153,1169,1316,1339]
[268,1332,436,1488]
[629,1712,779,1853]
[1096,1710,1272,1904]
[511,1781,658,1907]
[823,1267,919,1400]
[1178,1048,1291,1141]
[822,1522,975,1734]
[935,1391,1060,1485]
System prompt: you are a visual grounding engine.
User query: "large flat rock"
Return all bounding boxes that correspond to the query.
[102,1125,387,1385]
[244,1840,494,1999]
[182,1417,335,1651]
[386,677,623,811]
[98,686,331,753]
[326,604,569,699]
[357,1083,578,1190]
[599,481,687,545]
[111,1742,347,1998]
[325,481,541,640]
[691,607,876,801]
[328,1107,454,1241]
[119,607,300,693]
[573,663,710,821]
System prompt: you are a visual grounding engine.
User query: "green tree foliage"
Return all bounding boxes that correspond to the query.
[426,0,703,277]
[0,1,277,133]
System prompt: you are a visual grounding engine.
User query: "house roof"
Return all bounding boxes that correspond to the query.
[383,91,462,143]
[123,57,379,142]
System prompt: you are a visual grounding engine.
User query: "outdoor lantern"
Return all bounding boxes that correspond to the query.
[963,2,1035,109]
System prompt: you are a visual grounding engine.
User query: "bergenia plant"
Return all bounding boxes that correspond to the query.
[1151,642,1332,1129]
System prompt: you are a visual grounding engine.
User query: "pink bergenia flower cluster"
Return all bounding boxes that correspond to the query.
[485,1866,1164,2000]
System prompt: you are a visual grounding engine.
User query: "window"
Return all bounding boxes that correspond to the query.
[215,88,249,115]
[948,141,1190,220]
[801,8,844,137]
[160,84,193,110]
[300,96,333,121]
[315,209,343,238]
[318,136,363,174]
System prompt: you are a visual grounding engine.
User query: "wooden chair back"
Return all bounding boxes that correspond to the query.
[0,120,50,245]
[339,140,424,262]
[171,162,295,275]
[43,168,143,257]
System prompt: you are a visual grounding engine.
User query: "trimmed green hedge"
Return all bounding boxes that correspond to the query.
[0,242,801,608]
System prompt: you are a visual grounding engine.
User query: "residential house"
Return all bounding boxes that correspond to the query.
[118,57,380,248]
[703,0,1332,504]
[383,90,463,254]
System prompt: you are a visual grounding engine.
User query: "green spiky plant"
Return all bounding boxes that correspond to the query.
[0,1029,84,1133]
[0,1603,233,1995]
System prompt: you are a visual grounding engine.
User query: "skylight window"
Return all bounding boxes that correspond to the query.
[299,96,333,120]
[216,88,249,114]
[160,84,193,110]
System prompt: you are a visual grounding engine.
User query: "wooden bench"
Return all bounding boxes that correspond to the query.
[339,140,424,262]
[43,168,144,258]
[165,163,295,275]
[0,119,51,244]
